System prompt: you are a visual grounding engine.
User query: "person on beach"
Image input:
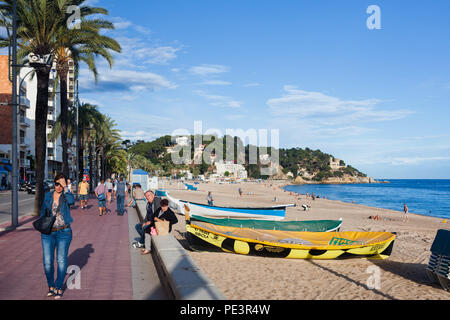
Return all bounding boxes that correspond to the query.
[206,192,214,206]
[114,177,127,216]
[105,178,113,205]
[78,177,89,209]
[40,173,75,299]
[238,187,243,197]
[133,190,161,249]
[141,199,178,255]
[95,179,108,216]
[403,203,409,222]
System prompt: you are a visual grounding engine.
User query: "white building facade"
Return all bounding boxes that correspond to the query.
[215,160,248,179]
[22,59,76,180]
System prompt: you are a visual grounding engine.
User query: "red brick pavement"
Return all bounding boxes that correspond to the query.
[0,196,133,300]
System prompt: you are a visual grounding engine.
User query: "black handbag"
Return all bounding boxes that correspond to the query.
[33,207,56,235]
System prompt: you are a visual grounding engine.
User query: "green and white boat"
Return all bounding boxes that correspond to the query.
[189,214,343,232]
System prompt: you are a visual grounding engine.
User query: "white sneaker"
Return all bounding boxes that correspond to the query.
[132,242,144,248]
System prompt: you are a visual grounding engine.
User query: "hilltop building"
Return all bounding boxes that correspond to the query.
[329,156,345,170]
[215,160,248,179]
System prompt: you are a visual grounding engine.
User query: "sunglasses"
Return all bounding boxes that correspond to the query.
[55,182,63,187]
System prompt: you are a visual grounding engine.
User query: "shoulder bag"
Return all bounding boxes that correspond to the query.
[33,207,56,235]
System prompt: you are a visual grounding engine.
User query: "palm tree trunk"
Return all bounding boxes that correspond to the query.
[34,67,51,214]
[58,67,69,177]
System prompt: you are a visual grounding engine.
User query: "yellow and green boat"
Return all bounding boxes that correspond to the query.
[186,213,396,260]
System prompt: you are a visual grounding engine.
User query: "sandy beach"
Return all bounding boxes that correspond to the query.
[161,180,449,300]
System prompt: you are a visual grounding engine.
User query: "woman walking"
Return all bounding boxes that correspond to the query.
[105,178,113,205]
[40,173,75,299]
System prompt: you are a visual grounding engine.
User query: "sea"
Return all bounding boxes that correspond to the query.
[283,179,450,219]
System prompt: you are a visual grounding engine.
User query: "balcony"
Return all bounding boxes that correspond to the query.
[19,96,30,109]
[19,116,30,128]
[19,159,30,168]
[19,137,29,148]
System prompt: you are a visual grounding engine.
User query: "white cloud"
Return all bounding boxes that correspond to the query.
[195,90,242,108]
[120,130,164,142]
[202,80,232,86]
[112,36,181,68]
[111,17,133,30]
[267,86,413,125]
[391,157,450,165]
[189,64,230,76]
[79,67,177,93]
[135,46,181,65]
[357,156,450,166]
[243,82,261,87]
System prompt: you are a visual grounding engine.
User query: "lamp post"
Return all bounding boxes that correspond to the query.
[11,0,18,228]
[75,80,79,200]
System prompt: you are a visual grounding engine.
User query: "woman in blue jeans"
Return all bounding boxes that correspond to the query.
[40,173,75,299]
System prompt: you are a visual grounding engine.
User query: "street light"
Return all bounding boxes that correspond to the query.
[75,80,79,200]
[10,0,18,228]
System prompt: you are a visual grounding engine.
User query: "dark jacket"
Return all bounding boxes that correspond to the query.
[40,191,75,225]
[150,207,178,233]
[144,196,161,222]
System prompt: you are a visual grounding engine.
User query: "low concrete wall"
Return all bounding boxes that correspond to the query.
[135,200,226,300]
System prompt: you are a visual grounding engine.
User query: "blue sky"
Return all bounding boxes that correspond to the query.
[78,0,450,179]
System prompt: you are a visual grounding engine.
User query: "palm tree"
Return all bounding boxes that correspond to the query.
[0,0,68,213]
[0,0,120,213]
[52,1,121,176]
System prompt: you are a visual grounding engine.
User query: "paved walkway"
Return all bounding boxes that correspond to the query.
[0,195,167,300]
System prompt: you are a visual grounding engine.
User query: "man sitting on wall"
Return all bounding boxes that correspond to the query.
[133,190,161,248]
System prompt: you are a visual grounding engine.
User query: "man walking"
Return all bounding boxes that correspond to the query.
[115,177,128,216]
[78,177,89,209]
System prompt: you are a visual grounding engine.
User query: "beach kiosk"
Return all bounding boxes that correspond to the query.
[131,169,150,191]
[149,176,158,190]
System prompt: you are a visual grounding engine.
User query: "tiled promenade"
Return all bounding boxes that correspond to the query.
[0,195,166,300]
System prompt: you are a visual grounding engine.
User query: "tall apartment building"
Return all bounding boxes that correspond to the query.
[0,56,32,184]
[66,59,76,178]
[21,57,77,180]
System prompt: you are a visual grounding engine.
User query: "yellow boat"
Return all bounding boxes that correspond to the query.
[186,213,396,260]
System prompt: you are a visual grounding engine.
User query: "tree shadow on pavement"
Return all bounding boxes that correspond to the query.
[67,243,95,271]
